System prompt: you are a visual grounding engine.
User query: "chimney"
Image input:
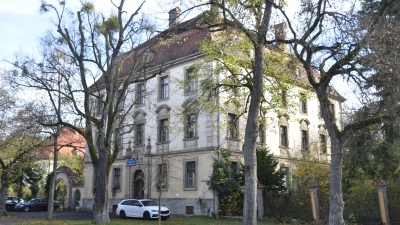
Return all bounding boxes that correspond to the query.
[274,22,286,41]
[169,7,181,28]
[210,0,222,17]
[274,22,286,49]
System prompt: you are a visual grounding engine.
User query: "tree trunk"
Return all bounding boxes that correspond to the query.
[18,176,23,203]
[329,136,345,225]
[47,130,59,220]
[0,171,9,216]
[242,47,264,225]
[92,146,110,223]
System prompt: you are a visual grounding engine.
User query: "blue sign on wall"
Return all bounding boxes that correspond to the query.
[126,159,137,165]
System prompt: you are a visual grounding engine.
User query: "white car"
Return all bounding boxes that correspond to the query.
[116,199,170,220]
[6,196,24,203]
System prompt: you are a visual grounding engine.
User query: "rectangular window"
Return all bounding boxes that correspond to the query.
[136,124,145,146]
[97,94,104,115]
[186,161,196,188]
[159,119,168,142]
[185,114,197,139]
[301,130,308,151]
[160,76,168,100]
[136,83,145,105]
[113,168,121,190]
[258,125,265,143]
[280,125,288,147]
[320,134,327,153]
[228,113,238,139]
[300,93,307,113]
[185,68,197,93]
[157,164,168,189]
[281,90,287,107]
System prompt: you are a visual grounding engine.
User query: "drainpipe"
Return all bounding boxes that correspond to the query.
[146,137,152,199]
[216,62,221,162]
[215,61,221,217]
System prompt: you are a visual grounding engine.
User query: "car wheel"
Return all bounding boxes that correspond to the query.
[119,211,126,219]
[143,211,150,220]
[23,206,29,212]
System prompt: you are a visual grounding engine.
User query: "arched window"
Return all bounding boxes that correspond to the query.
[278,115,289,147]
[318,125,328,153]
[155,105,171,143]
[182,99,198,140]
[300,119,310,151]
[133,110,146,146]
[185,114,197,139]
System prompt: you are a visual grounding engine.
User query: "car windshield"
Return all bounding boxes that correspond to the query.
[28,198,39,202]
[141,200,158,206]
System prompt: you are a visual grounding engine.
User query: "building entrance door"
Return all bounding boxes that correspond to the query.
[133,170,144,199]
[134,179,144,199]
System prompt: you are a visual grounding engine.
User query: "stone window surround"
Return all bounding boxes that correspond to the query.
[299,92,307,114]
[183,158,198,191]
[184,66,198,95]
[227,113,239,140]
[112,166,123,192]
[278,114,289,148]
[155,105,171,144]
[300,119,310,151]
[318,124,328,154]
[135,83,146,106]
[158,73,170,101]
[133,110,146,147]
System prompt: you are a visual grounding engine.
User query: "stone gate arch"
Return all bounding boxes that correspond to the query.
[56,166,84,210]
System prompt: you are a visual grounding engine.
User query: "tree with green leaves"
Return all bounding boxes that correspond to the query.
[183,0,399,223]
[12,163,43,199]
[59,154,84,184]
[256,146,286,196]
[181,12,296,222]
[208,149,243,216]
[8,0,160,222]
[208,147,285,216]
[44,172,58,199]
[0,92,44,216]
[341,106,400,223]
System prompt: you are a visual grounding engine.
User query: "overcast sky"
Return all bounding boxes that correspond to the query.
[0,0,51,67]
[0,0,175,68]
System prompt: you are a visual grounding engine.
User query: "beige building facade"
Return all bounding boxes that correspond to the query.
[81,8,345,216]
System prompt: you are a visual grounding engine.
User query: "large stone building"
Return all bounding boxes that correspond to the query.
[81,7,345,215]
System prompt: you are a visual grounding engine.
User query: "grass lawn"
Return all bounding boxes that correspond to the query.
[15,215,276,225]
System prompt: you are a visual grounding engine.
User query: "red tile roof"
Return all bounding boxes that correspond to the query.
[90,13,210,88]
